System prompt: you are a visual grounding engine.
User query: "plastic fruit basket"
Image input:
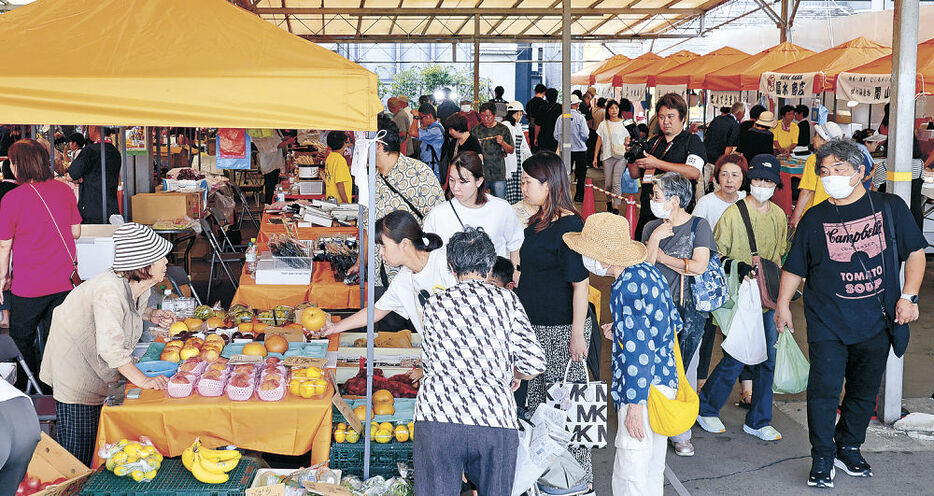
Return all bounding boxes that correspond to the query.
[79,457,259,496]
[329,441,413,479]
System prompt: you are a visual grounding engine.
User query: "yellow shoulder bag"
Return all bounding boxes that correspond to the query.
[645,333,699,436]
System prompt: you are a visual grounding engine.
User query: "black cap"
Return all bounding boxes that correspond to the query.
[748,154,781,185]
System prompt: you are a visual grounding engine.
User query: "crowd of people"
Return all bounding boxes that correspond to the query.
[0,81,929,496]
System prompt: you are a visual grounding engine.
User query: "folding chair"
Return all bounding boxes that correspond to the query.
[208,207,248,253]
[166,265,202,306]
[199,218,244,304]
[230,182,260,231]
[0,334,56,429]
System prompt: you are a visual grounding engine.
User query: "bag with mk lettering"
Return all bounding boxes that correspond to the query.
[544,359,608,448]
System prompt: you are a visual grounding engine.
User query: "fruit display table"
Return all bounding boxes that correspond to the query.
[91,336,341,470]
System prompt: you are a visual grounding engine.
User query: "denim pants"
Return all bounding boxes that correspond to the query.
[414,421,519,496]
[489,180,507,199]
[806,330,889,459]
[699,310,777,429]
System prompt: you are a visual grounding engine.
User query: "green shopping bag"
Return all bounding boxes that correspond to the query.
[711,258,742,334]
[772,331,810,394]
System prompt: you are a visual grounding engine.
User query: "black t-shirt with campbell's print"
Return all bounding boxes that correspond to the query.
[784,191,927,345]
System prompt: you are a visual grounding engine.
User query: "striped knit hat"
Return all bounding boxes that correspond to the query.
[112,223,173,271]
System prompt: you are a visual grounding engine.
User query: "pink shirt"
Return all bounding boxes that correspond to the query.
[0,180,82,297]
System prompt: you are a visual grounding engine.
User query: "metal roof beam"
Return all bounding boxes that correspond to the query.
[298,33,701,43]
[256,7,703,15]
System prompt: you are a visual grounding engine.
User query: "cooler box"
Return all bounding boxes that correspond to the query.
[75,225,118,281]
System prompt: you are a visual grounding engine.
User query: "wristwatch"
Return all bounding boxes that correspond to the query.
[900,293,919,304]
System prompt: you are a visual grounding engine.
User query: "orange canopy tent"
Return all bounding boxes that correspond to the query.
[593,52,663,85]
[653,47,749,88]
[615,50,698,87]
[774,37,891,92]
[841,38,934,94]
[573,56,630,85]
[704,42,815,91]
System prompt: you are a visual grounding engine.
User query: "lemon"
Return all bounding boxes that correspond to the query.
[145,470,158,480]
[304,367,323,379]
[333,429,346,443]
[114,465,131,477]
[394,425,410,442]
[131,470,146,482]
[379,422,393,433]
[337,422,347,431]
[345,429,360,443]
[373,430,393,444]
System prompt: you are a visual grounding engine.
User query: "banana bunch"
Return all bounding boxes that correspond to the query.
[182,438,241,484]
[101,439,163,483]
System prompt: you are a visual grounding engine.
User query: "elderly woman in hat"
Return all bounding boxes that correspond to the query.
[563,212,682,496]
[40,223,178,465]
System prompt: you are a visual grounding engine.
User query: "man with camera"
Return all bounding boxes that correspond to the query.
[632,93,707,235]
[775,138,926,489]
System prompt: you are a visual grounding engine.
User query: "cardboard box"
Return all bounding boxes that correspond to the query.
[131,192,203,225]
[75,225,117,281]
[26,432,93,496]
[263,326,305,342]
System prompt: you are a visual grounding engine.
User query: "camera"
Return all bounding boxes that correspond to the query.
[623,119,649,164]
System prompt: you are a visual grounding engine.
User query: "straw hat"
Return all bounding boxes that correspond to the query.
[756,111,777,127]
[562,213,646,268]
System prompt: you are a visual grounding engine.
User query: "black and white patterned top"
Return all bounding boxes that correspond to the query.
[416,279,547,429]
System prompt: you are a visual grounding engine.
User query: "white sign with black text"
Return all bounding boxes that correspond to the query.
[836,72,892,104]
[759,72,819,98]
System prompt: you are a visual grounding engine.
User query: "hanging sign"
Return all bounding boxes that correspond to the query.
[216,128,251,170]
[125,126,146,156]
[759,72,819,98]
[656,84,687,101]
[620,83,646,102]
[836,72,892,104]
[708,91,743,108]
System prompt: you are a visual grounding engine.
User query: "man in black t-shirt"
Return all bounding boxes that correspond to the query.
[703,102,743,165]
[67,126,122,224]
[633,93,707,236]
[536,88,561,153]
[776,139,927,489]
[526,84,547,152]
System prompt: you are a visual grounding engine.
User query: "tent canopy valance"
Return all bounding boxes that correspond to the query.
[621,50,697,87]
[653,46,749,89]
[704,42,815,91]
[838,38,934,101]
[772,37,891,93]
[593,52,662,85]
[0,0,381,130]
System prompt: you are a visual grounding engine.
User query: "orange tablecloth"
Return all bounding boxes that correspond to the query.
[93,336,341,469]
[232,261,362,310]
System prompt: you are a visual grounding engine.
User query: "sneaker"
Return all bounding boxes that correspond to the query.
[696,415,726,433]
[835,446,872,477]
[670,439,695,457]
[807,457,836,488]
[743,424,782,441]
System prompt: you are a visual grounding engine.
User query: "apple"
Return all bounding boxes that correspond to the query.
[265,357,281,366]
[170,375,191,385]
[160,350,180,362]
[207,362,227,373]
[178,361,199,373]
[233,364,254,375]
[201,369,224,381]
[264,372,283,382]
[259,379,280,391]
[229,375,252,388]
[200,349,220,363]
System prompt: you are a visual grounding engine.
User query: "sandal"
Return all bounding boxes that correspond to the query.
[735,391,752,410]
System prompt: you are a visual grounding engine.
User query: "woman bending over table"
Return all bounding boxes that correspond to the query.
[40,223,178,465]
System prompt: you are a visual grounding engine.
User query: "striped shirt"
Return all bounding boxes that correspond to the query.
[416,279,547,429]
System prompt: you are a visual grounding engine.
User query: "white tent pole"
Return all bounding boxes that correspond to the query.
[363,131,377,477]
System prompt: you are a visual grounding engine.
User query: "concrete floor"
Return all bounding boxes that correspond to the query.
[187,173,934,494]
[582,167,934,496]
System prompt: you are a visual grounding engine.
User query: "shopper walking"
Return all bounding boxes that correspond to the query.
[319,210,456,336]
[410,104,446,183]
[642,172,715,457]
[502,101,533,204]
[737,111,777,165]
[67,126,121,224]
[415,227,545,496]
[554,94,590,202]
[424,152,523,264]
[441,113,482,188]
[704,102,744,165]
[0,159,16,330]
[593,99,633,213]
[526,84,548,152]
[515,151,592,487]
[0,139,82,392]
[776,139,926,488]
[472,102,515,199]
[40,223,177,465]
[691,154,748,391]
[697,154,786,442]
[563,212,681,496]
[535,89,561,153]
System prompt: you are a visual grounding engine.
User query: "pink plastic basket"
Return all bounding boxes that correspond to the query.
[197,377,226,397]
[166,374,196,398]
[226,382,255,401]
[256,380,286,402]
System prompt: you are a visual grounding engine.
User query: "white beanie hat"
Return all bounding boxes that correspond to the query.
[112,223,172,271]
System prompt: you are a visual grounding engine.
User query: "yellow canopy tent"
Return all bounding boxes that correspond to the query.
[774,37,891,92]
[580,55,632,86]
[0,0,380,130]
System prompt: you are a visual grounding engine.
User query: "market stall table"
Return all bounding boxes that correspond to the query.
[92,336,340,470]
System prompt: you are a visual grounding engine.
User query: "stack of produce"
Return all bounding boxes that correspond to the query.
[340,475,413,496]
[98,438,163,483]
[342,368,418,398]
[257,357,287,401]
[181,439,241,484]
[288,365,329,399]
[160,335,224,363]
[16,474,71,495]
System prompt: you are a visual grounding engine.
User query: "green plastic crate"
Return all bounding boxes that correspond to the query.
[329,441,413,479]
[80,457,259,496]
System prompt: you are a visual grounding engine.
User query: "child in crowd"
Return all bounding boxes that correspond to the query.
[324,131,353,204]
[488,256,516,290]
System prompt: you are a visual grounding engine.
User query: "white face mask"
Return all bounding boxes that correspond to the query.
[650,199,672,219]
[461,105,472,113]
[750,185,775,203]
[821,172,859,200]
[582,255,608,276]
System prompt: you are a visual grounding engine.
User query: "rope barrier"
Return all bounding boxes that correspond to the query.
[585,182,638,204]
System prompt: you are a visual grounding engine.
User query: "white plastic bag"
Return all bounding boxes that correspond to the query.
[720,280,767,365]
[511,420,567,496]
